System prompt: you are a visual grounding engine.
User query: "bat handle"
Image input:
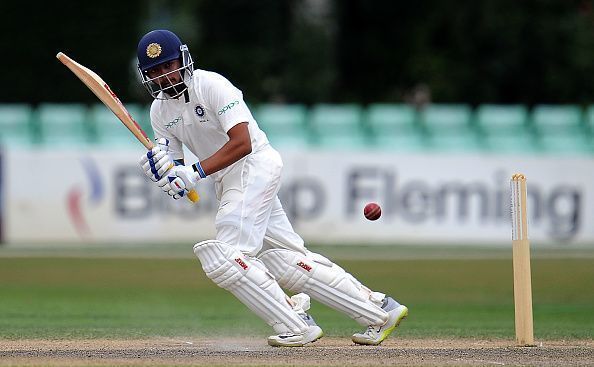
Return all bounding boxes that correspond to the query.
[187,189,200,203]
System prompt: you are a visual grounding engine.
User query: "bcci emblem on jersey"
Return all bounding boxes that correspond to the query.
[195,105,208,123]
[195,105,205,117]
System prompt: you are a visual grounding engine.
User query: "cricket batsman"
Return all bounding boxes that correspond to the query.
[137,29,408,346]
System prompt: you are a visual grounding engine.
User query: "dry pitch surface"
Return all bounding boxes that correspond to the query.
[1,338,593,366]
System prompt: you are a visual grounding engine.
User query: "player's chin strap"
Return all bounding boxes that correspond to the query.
[258,248,388,327]
[183,89,190,103]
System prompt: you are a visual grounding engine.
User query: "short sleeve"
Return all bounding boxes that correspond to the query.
[150,102,184,160]
[204,75,252,133]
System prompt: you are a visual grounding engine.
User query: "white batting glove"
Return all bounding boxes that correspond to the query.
[160,174,187,200]
[138,138,174,182]
[158,165,202,200]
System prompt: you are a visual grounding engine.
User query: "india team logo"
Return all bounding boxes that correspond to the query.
[146,43,162,58]
[195,105,205,117]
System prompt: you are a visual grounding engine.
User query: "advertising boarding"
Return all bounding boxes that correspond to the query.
[4,148,593,247]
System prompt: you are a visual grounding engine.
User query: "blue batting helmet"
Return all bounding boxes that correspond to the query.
[137,29,184,72]
[136,29,194,99]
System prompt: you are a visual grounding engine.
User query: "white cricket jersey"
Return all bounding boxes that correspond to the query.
[150,69,270,181]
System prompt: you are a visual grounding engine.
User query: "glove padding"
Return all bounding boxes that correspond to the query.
[159,165,202,200]
[139,138,174,182]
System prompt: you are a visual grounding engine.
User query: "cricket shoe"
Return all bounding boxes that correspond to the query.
[352,297,408,346]
[267,313,324,347]
[268,293,324,347]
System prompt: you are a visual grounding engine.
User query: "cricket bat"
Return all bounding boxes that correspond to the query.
[56,52,199,203]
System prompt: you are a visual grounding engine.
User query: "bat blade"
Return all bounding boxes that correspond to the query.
[57,52,200,203]
[56,52,153,149]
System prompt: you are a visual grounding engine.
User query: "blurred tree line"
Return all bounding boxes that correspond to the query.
[3,0,594,105]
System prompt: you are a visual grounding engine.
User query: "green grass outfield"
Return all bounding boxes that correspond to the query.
[0,245,592,340]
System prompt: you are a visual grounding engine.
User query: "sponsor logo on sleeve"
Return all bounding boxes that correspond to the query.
[165,116,182,129]
[218,100,240,115]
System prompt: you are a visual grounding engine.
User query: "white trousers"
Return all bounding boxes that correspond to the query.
[209,146,389,327]
[214,146,305,256]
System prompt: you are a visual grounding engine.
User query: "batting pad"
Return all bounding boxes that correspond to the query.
[258,249,388,327]
[193,240,308,335]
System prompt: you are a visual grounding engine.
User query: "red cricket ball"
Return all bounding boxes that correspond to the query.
[364,202,382,221]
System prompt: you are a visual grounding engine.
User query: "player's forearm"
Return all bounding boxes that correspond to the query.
[199,135,252,176]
